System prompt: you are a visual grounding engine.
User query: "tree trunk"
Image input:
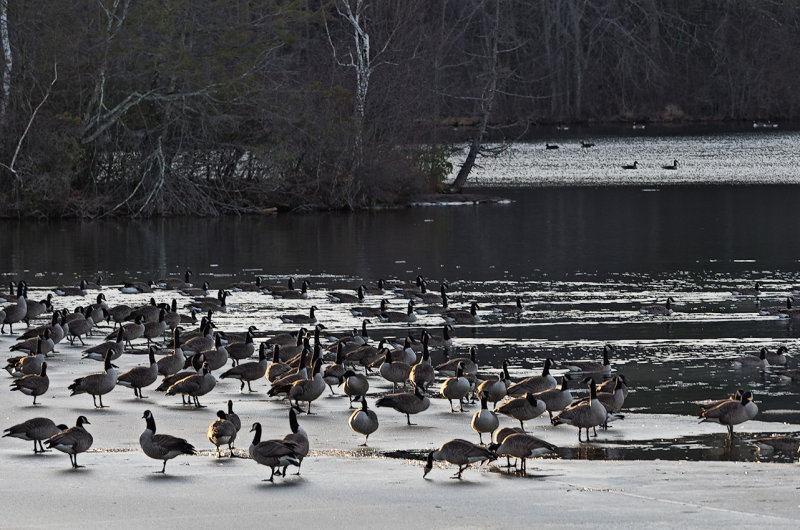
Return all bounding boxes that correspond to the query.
[0,0,11,129]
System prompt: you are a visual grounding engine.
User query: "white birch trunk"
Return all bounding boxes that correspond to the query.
[0,0,12,128]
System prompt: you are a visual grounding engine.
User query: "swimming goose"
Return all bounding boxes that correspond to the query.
[534,376,573,422]
[273,279,310,300]
[440,362,471,412]
[752,436,800,455]
[732,282,761,296]
[139,410,195,472]
[378,300,416,324]
[622,161,638,169]
[545,143,559,150]
[750,345,788,365]
[581,141,595,148]
[106,315,145,350]
[11,361,50,405]
[220,342,268,392]
[471,395,499,444]
[491,296,524,315]
[281,408,309,474]
[435,346,478,376]
[248,422,301,482]
[639,297,675,316]
[84,276,103,290]
[53,279,88,297]
[328,284,367,303]
[3,417,67,453]
[208,410,238,458]
[166,362,216,407]
[116,347,159,398]
[733,348,769,369]
[349,397,379,446]
[662,159,679,170]
[68,351,117,408]
[409,336,435,392]
[11,328,55,357]
[287,359,326,414]
[226,330,255,365]
[776,369,800,384]
[413,280,447,305]
[158,270,193,290]
[2,281,27,334]
[552,379,609,442]
[45,415,93,468]
[120,280,154,294]
[699,390,758,439]
[565,344,614,374]
[489,433,558,473]
[376,385,431,425]
[350,299,388,318]
[380,352,412,392]
[442,302,480,325]
[495,393,546,430]
[280,305,318,325]
[422,439,496,479]
[343,370,370,407]
[228,276,263,292]
[506,358,557,397]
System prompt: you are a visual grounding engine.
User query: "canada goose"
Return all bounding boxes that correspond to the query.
[378,300,416,324]
[0,280,15,303]
[476,370,507,407]
[68,351,117,408]
[24,292,53,325]
[157,269,193,290]
[107,304,132,328]
[66,307,98,346]
[491,296,524,315]
[424,324,454,351]
[322,343,346,395]
[220,342,268,392]
[545,143,559,150]
[269,349,311,395]
[229,276,263,292]
[266,345,292,383]
[11,361,50,405]
[412,280,447,305]
[281,408,309,474]
[471,395,499,444]
[180,281,211,298]
[373,336,417,367]
[166,362,216,407]
[142,309,168,347]
[489,433,558,473]
[749,345,788,365]
[622,161,638,169]
[442,302,480,325]
[409,336,435,392]
[776,369,800,384]
[435,346,478,376]
[376,385,430,425]
[552,379,608,442]
[422,439,496,479]
[226,330,255,365]
[208,410,237,458]
[186,333,228,371]
[11,328,54,357]
[140,410,195,472]
[573,376,626,429]
[7,340,45,378]
[85,275,103,290]
[3,417,67,453]
[342,339,386,374]
[188,291,229,314]
[733,348,769,369]
[84,327,125,362]
[116,347,159,398]
[328,284,367,303]
[732,282,761,296]
[380,352,413,392]
[53,279,88,297]
[506,358,556,397]
[120,280,154,294]
[273,279,310,300]
[18,311,64,343]
[759,297,796,317]
[639,297,675,316]
[662,159,679,170]
[343,370,370,407]
[534,376,573,422]
[157,329,187,376]
[249,422,301,482]
[280,305,318,325]
[581,141,595,148]
[106,315,144,350]
[2,281,27,334]
[351,299,388,318]
[565,344,614,374]
[45,415,93,468]
[751,436,800,455]
[495,393,546,430]
[155,354,204,401]
[699,390,758,439]
[349,397,379,446]
[698,389,743,414]
[288,359,326,414]
[87,293,108,325]
[491,426,526,467]
[440,362,471,412]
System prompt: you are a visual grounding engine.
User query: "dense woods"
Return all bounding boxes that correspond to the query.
[0,0,798,218]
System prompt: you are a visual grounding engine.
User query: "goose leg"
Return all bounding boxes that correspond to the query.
[448,399,455,413]
[306,401,313,415]
[239,380,245,392]
[360,435,369,447]
[406,414,416,426]
[263,468,276,482]
[98,395,106,408]
[247,381,255,392]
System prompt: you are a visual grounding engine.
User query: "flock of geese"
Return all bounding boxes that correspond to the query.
[2,273,799,481]
[541,142,679,171]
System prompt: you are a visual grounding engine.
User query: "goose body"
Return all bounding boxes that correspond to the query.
[349,397,379,445]
[11,361,50,404]
[379,353,412,392]
[83,328,125,362]
[565,344,614,374]
[53,279,88,297]
[471,396,499,444]
[378,301,417,324]
[249,422,301,482]
[142,309,168,346]
[552,380,608,442]
[489,433,557,473]
[157,339,187,376]
[375,386,430,425]
[752,436,800,455]
[116,347,159,398]
[476,374,507,407]
[409,339,435,392]
[65,308,96,346]
[3,417,67,453]
[220,342,268,392]
[157,270,193,290]
[68,352,117,408]
[506,358,556,397]
[140,410,195,472]
[534,376,573,422]
[491,296,524,315]
[45,416,93,468]
[750,346,788,365]
[733,348,769,369]
[208,410,237,457]
[266,345,292,383]
[639,297,675,316]
[226,331,255,364]
[108,315,145,350]
[343,371,370,407]
[442,302,480,325]
[622,161,638,169]
[440,362,471,412]
[166,363,216,407]
[422,439,496,479]
[280,305,318,325]
[327,284,366,303]
[2,282,28,334]
[495,393,546,430]
[288,359,326,414]
[662,159,679,170]
[699,391,758,439]
[732,282,761,297]
[271,279,310,299]
[435,346,478,376]
[281,408,309,474]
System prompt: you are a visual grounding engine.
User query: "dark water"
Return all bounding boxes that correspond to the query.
[2,185,800,461]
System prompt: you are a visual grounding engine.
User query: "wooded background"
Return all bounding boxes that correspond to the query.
[0,0,797,217]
